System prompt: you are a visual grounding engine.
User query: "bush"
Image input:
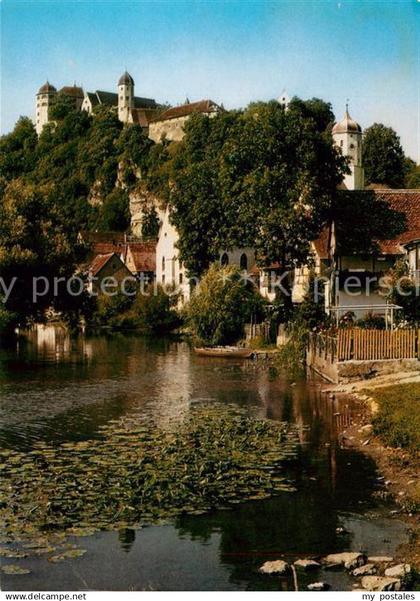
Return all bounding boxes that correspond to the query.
[368,384,420,455]
[185,263,265,346]
[91,285,180,334]
[355,313,386,329]
[0,306,18,337]
[129,285,180,334]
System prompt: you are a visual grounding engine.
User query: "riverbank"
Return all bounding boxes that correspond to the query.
[325,378,419,574]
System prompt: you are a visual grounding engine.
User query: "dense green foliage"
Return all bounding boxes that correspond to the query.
[0,107,154,333]
[0,180,89,333]
[163,100,346,277]
[97,188,130,231]
[186,263,265,345]
[92,285,180,333]
[368,383,420,455]
[141,205,160,240]
[405,163,420,189]
[332,190,407,255]
[363,123,407,188]
[382,259,420,325]
[1,98,413,334]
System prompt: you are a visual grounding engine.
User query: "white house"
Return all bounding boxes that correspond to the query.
[156,207,190,304]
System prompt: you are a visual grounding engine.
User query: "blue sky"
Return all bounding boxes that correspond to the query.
[1,0,419,160]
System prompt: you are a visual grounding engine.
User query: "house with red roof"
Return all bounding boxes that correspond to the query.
[87,252,133,295]
[316,189,420,320]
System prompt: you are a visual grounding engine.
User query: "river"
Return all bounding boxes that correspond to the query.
[0,326,409,591]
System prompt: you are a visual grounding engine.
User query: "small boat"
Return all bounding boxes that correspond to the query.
[194,346,255,358]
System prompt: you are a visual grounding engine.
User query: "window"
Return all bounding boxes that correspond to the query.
[162,257,165,271]
[340,140,343,147]
[179,272,183,284]
[349,143,355,149]
[221,253,229,266]
[240,253,248,270]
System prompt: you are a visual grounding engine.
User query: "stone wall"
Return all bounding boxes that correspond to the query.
[149,116,189,143]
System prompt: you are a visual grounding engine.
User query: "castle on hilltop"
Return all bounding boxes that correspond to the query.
[35,71,363,190]
[35,71,222,144]
[35,71,158,135]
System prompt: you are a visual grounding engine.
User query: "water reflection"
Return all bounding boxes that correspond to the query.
[0,325,354,451]
[0,326,409,592]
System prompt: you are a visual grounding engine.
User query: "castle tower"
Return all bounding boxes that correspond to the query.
[35,81,57,135]
[332,105,364,190]
[118,71,134,123]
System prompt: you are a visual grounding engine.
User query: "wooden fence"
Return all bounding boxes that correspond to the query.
[337,328,420,361]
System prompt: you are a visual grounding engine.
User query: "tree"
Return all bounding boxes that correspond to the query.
[0,117,38,184]
[405,163,420,189]
[97,188,130,231]
[167,101,346,285]
[185,263,265,346]
[116,124,153,188]
[48,93,78,121]
[141,205,160,240]
[363,123,406,188]
[288,97,335,133]
[0,180,86,332]
[332,190,407,255]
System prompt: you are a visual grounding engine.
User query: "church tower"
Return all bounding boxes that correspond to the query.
[118,71,134,123]
[278,89,290,110]
[35,81,57,135]
[332,105,364,190]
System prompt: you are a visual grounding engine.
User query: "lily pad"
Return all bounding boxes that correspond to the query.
[1,564,31,575]
[48,548,87,563]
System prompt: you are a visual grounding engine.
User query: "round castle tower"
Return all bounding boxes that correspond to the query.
[118,71,134,124]
[35,81,57,135]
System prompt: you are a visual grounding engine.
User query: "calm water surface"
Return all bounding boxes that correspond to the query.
[0,327,409,591]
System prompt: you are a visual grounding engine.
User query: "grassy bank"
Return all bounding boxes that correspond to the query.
[364,383,420,456]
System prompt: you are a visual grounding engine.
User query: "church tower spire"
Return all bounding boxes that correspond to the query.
[332,103,364,190]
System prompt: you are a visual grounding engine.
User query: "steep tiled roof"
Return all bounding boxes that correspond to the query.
[95,91,118,106]
[130,108,158,128]
[374,189,420,254]
[92,91,156,109]
[86,92,99,106]
[126,242,156,273]
[151,99,221,122]
[79,231,126,257]
[59,86,84,98]
[134,96,157,109]
[89,253,116,277]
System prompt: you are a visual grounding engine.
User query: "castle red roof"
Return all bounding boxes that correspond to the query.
[59,86,84,98]
[151,99,221,122]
